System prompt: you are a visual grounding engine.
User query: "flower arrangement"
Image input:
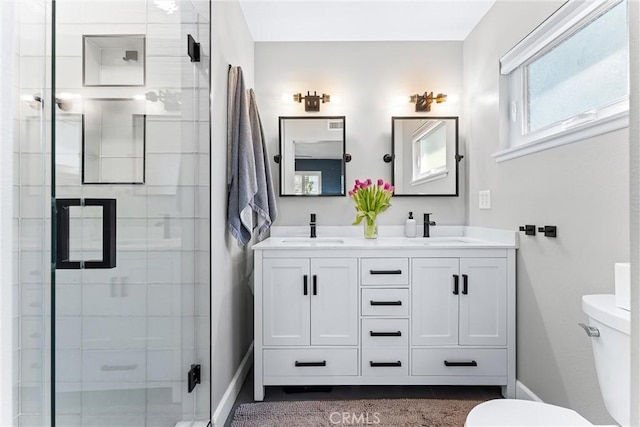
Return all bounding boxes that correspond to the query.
[349,178,394,238]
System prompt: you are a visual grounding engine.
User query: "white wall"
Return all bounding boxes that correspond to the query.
[255,41,464,227]
[210,0,255,419]
[463,1,628,424]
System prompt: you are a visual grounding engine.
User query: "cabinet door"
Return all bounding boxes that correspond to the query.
[459,258,507,346]
[411,258,459,346]
[310,258,358,346]
[263,258,310,346]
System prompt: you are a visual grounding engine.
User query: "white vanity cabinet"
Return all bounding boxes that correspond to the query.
[253,234,516,401]
[263,257,359,346]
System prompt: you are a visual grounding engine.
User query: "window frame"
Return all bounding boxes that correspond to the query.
[411,120,449,185]
[494,0,629,162]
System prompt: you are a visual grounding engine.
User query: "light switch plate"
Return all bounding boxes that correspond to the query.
[479,190,491,209]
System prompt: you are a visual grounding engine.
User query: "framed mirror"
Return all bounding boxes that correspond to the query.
[390,116,459,196]
[278,116,346,196]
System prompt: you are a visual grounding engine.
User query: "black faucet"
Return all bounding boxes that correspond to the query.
[423,213,436,238]
[310,213,317,238]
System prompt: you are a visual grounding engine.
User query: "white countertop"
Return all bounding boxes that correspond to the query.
[252,226,519,250]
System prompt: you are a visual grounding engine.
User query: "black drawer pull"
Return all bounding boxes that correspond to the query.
[444,360,477,367]
[462,274,468,295]
[295,361,326,367]
[370,361,402,367]
[369,269,402,275]
[370,300,402,306]
[313,275,318,295]
[303,275,308,295]
[453,274,459,295]
[370,331,402,337]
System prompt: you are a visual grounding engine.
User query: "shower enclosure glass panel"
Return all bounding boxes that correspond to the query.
[53,1,210,425]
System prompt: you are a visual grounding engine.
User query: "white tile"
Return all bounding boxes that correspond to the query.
[20,154,43,186]
[20,117,43,153]
[82,285,147,316]
[21,349,43,382]
[55,0,82,24]
[20,57,45,89]
[147,218,195,251]
[19,23,47,57]
[56,57,82,88]
[148,284,194,317]
[194,284,209,316]
[82,415,145,427]
[57,350,82,382]
[20,252,45,285]
[147,350,182,382]
[100,157,143,183]
[21,317,43,349]
[147,252,180,284]
[82,350,146,383]
[56,317,81,349]
[116,219,148,251]
[20,219,44,251]
[81,0,146,24]
[56,284,82,315]
[55,415,81,426]
[56,154,82,186]
[81,386,145,415]
[82,186,147,218]
[21,285,43,316]
[146,24,182,57]
[195,186,209,219]
[20,383,44,413]
[146,154,181,186]
[82,317,146,350]
[195,219,209,250]
[146,57,182,87]
[20,186,44,218]
[146,120,186,153]
[147,186,195,219]
[82,251,147,284]
[147,316,193,349]
[55,24,83,56]
[20,415,44,427]
[147,1,182,24]
[56,387,82,415]
[195,316,209,350]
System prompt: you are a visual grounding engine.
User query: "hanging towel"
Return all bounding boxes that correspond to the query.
[247,88,277,240]
[227,66,256,246]
[227,67,277,246]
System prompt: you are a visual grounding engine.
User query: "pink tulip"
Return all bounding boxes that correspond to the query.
[366,179,372,185]
[384,183,390,190]
[355,179,361,185]
[348,190,354,196]
[389,186,395,192]
[377,179,384,186]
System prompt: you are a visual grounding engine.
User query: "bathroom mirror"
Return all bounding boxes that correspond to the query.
[279,116,346,196]
[390,116,459,196]
[83,99,146,184]
[83,35,146,86]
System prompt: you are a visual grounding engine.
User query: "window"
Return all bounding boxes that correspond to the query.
[411,121,448,185]
[294,171,322,195]
[495,0,629,161]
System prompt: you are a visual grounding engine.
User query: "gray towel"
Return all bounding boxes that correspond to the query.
[227,66,255,245]
[227,67,277,246]
[247,88,277,240]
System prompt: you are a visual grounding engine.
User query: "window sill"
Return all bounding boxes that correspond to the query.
[410,169,449,186]
[492,110,629,163]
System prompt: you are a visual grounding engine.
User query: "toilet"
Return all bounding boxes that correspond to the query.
[466,294,630,426]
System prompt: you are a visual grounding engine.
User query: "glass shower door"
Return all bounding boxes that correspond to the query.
[53,1,210,425]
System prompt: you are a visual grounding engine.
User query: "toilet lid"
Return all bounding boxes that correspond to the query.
[465,399,593,426]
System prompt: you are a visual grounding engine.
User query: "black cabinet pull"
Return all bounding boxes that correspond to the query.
[303,275,308,296]
[369,269,402,275]
[444,360,477,367]
[369,331,402,337]
[462,274,468,295]
[370,361,402,367]
[295,361,326,367]
[453,274,459,295]
[313,275,318,295]
[370,300,402,306]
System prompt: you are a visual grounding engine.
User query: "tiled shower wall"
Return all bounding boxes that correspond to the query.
[14,1,50,426]
[15,1,210,425]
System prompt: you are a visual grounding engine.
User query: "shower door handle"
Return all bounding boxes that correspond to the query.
[55,198,117,269]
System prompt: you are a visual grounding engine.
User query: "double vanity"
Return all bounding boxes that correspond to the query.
[252,227,517,401]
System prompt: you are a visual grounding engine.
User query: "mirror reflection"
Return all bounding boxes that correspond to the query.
[279,116,346,196]
[391,116,459,196]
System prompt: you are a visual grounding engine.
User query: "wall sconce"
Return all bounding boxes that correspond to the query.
[409,91,447,112]
[293,91,330,112]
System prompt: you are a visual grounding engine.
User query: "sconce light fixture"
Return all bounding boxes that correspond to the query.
[409,91,447,112]
[293,91,330,112]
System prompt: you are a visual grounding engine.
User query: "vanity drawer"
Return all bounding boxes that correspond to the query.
[361,288,409,316]
[362,347,408,377]
[361,258,409,285]
[263,348,358,377]
[362,319,409,347]
[411,348,507,377]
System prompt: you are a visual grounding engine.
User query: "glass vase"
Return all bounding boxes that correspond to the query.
[364,217,378,239]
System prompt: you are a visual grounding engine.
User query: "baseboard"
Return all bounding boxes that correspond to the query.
[515,380,544,402]
[211,342,254,427]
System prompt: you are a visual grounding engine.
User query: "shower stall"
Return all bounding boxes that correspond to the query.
[9,0,211,425]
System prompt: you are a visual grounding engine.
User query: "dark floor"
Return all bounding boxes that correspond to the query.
[224,369,502,426]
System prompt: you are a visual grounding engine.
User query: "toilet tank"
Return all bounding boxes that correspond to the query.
[582,294,630,427]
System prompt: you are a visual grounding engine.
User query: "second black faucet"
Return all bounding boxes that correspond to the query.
[423,213,436,238]
[310,213,317,238]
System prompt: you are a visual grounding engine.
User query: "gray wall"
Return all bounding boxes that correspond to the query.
[463,1,629,424]
[210,0,255,418]
[255,41,465,227]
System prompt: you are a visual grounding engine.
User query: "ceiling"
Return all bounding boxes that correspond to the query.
[238,0,496,42]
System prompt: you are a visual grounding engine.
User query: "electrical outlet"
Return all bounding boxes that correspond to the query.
[479,190,491,209]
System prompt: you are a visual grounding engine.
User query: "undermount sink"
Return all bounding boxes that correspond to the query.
[420,237,475,245]
[279,237,345,246]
